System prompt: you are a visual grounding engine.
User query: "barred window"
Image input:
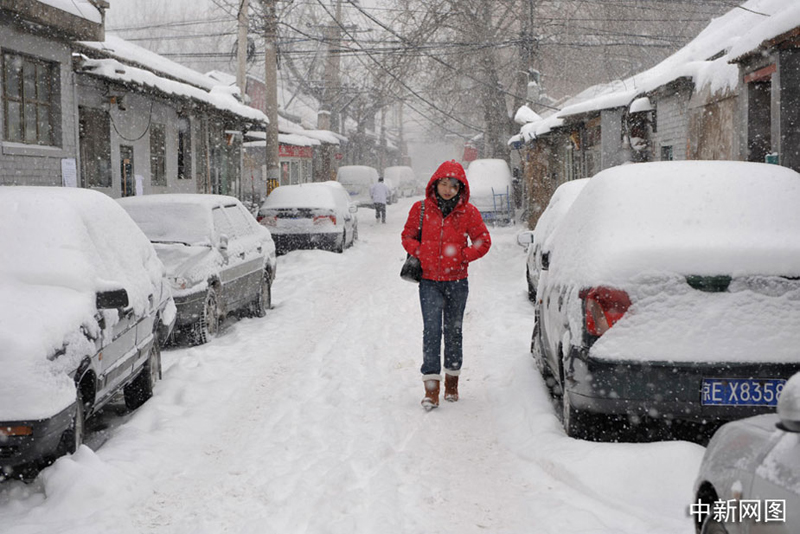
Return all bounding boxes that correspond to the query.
[150,123,166,186]
[177,116,192,179]
[3,52,58,145]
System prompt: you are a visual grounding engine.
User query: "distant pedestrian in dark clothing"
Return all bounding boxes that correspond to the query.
[401,160,492,410]
[370,177,390,223]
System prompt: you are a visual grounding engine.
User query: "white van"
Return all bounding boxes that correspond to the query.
[336,165,379,208]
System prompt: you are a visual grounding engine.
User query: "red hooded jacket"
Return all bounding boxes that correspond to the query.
[402,160,491,281]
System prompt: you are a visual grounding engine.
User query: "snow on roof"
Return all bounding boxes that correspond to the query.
[728,2,800,60]
[514,105,542,125]
[244,131,320,147]
[77,56,268,124]
[514,0,795,143]
[39,0,102,23]
[81,36,219,92]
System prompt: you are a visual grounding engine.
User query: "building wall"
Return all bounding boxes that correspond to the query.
[75,75,200,198]
[600,108,626,169]
[653,87,691,161]
[0,19,78,186]
[687,94,739,161]
[779,48,800,172]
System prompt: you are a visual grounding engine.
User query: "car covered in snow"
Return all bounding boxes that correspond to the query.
[118,194,277,345]
[0,187,176,479]
[517,178,589,302]
[533,161,800,439]
[257,181,358,254]
[336,165,379,208]
[465,158,515,225]
[693,371,800,533]
[384,165,416,198]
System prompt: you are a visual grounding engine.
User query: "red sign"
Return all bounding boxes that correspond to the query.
[463,145,478,162]
[334,153,343,160]
[278,145,313,158]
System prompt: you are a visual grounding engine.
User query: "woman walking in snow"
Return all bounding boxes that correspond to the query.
[401,160,491,410]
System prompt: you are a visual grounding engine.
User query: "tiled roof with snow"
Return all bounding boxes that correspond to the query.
[80,36,220,92]
[77,56,268,123]
[40,0,102,23]
[513,0,795,142]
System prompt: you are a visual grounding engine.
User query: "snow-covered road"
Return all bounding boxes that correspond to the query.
[0,196,705,534]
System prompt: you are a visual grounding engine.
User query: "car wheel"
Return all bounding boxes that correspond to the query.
[335,230,345,253]
[526,267,536,302]
[58,388,85,456]
[700,515,728,534]
[193,287,219,345]
[562,392,588,439]
[252,273,271,318]
[124,336,161,410]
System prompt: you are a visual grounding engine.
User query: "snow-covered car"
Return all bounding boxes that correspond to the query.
[384,165,416,198]
[693,371,800,533]
[336,165,379,208]
[0,187,176,479]
[382,177,398,204]
[257,181,358,254]
[118,194,277,345]
[465,158,515,225]
[517,178,589,302]
[533,161,800,439]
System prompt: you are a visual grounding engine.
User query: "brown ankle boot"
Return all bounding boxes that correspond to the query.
[421,379,440,410]
[444,374,459,402]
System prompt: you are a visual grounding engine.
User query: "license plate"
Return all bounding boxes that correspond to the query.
[701,378,785,406]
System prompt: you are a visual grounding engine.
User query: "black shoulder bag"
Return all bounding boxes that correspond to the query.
[400,202,425,283]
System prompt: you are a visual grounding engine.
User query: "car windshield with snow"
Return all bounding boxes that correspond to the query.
[518,178,589,302]
[257,181,358,254]
[118,194,277,345]
[465,159,515,225]
[0,187,176,479]
[533,161,800,440]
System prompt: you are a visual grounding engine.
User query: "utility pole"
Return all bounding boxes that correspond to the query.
[236,0,249,97]
[517,0,537,109]
[263,0,280,188]
[321,0,342,132]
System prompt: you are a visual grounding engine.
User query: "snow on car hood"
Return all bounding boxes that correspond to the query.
[0,282,100,420]
[153,243,220,293]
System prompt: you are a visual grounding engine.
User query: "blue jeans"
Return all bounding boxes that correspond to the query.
[419,278,469,376]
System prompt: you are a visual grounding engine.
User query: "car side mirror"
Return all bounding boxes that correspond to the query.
[219,234,229,254]
[776,374,800,433]
[349,204,358,214]
[541,251,550,271]
[96,288,129,309]
[516,231,534,247]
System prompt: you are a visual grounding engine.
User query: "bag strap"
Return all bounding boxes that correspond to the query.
[417,201,425,240]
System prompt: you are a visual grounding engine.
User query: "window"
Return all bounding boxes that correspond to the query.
[3,51,59,145]
[661,145,674,161]
[79,107,111,188]
[150,123,166,186]
[177,116,192,179]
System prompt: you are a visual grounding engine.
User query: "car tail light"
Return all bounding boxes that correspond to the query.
[260,216,277,227]
[313,215,336,225]
[579,286,631,337]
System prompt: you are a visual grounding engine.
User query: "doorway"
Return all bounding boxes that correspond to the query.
[120,145,135,197]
